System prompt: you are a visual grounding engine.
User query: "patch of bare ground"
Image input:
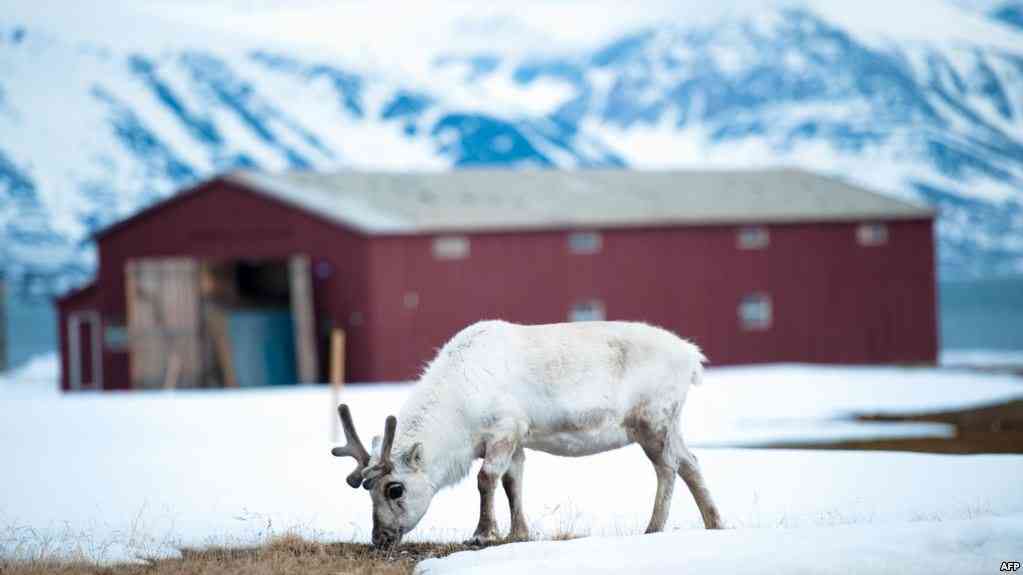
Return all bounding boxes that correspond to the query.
[0,534,509,575]
[761,398,1023,454]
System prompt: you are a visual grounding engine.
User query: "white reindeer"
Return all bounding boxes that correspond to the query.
[332,320,724,547]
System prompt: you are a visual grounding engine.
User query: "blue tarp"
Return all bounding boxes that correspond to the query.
[226,308,296,386]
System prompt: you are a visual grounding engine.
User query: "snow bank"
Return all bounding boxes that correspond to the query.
[0,352,60,398]
[941,349,1023,370]
[685,363,1023,445]
[415,516,1023,575]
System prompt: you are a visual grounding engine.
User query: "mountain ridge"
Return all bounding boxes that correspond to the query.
[1,1,1021,293]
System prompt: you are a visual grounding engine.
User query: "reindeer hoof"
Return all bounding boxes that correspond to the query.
[466,530,500,546]
[506,529,530,542]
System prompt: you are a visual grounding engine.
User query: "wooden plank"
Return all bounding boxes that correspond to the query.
[172,259,202,387]
[330,328,345,441]
[330,328,345,387]
[163,353,181,390]
[125,260,147,388]
[289,255,319,383]
[68,314,82,389]
[129,259,159,389]
[207,305,238,388]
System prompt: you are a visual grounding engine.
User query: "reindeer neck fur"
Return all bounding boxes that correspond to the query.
[391,321,508,490]
[392,367,477,491]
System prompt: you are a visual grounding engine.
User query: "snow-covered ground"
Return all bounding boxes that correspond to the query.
[1,353,1022,569]
[687,363,1023,445]
[417,517,1023,575]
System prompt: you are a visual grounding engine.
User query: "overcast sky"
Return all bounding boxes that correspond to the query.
[947,0,1007,10]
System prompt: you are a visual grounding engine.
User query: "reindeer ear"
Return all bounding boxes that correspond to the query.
[404,442,424,470]
[371,435,382,457]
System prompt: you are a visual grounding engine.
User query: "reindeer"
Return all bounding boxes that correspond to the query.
[331,320,724,547]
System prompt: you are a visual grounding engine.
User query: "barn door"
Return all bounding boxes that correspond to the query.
[289,255,319,383]
[126,258,202,389]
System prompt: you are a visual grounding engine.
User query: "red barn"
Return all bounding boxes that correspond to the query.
[56,168,938,391]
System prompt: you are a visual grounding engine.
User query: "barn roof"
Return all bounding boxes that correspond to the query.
[227,168,933,234]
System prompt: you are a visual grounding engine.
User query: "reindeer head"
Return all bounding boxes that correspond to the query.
[332,405,434,547]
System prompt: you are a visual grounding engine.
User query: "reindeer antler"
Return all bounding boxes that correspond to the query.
[361,415,397,490]
[332,404,371,488]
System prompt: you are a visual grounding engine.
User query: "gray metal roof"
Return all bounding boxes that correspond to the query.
[227,168,933,235]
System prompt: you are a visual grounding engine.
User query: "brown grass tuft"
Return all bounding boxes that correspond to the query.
[0,535,519,575]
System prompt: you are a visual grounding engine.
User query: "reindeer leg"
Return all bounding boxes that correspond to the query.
[501,445,529,541]
[629,402,679,534]
[646,461,676,533]
[637,436,676,533]
[677,447,724,529]
[469,433,517,545]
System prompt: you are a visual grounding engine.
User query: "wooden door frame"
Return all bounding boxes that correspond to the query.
[289,255,319,383]
[68,310,102,390]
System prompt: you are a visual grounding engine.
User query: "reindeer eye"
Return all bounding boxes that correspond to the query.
[385,482,405,500]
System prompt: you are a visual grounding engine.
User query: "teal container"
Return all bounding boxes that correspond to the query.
[226,308,297,386]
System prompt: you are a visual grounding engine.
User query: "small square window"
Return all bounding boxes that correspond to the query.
[403,292,420,309]
[432,236,470,260]
[857,223,888,246]
[103,324,129,351]
[737,226,769,250]
[567,231,602,254]
[569,299,605,322]
[738,293,772,331]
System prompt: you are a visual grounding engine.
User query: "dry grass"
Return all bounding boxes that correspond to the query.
[0,504,597,575]
[0,534,506,575]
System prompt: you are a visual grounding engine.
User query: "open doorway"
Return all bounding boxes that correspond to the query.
[201,259,293,388]
[126,255,318,389]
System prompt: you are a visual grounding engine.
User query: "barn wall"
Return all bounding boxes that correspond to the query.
[364,219,938,381]
[92,180,372,389]
[66,174,938,388]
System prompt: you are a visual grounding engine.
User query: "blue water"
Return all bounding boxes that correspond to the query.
[3,278,1022,373]
[3,292,57,370]
[938,277,1023,351]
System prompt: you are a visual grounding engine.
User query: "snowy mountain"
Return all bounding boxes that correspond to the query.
[993,2,1023,28]
[1,0,1022,293]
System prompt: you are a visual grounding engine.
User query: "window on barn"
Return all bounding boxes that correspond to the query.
[738,293,772,331]
[432,235,470,260]
[856,223,888,247]
[568,231,602,254]
[569,299,606,322]
[403,292,420,310]
[737,226,769,250]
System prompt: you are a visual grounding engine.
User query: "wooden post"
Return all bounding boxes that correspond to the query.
[163,353,181,390]
[207,306,238,388]
[289,255,319,383]
[330,328,345,442]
